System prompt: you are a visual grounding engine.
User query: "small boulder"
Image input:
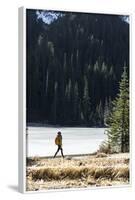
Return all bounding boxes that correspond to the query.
[65,156,72,160]
[96,152,107,158]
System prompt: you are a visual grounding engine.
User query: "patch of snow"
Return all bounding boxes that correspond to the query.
[36,11,64,24]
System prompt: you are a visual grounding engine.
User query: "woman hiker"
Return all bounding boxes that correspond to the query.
[54,131,64,158]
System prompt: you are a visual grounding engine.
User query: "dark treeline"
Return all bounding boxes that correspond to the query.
[26,9,129,126]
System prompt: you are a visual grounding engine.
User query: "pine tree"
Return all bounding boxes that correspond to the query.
[65,79,72,123]
[73,82,79,123]
[82,76,91,124]
[104,97,112,126]
[51,81,58,124]
[107,66,129,153]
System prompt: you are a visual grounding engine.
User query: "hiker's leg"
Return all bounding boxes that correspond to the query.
[60,147,64,158]
[54,148,59,157]
[54,146,60,158]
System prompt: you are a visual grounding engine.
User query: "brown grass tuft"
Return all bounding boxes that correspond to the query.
[28,165,129,182]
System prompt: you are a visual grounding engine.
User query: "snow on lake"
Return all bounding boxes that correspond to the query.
[26,127,107,157]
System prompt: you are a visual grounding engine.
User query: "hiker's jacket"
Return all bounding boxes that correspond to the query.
[55,135,62,146]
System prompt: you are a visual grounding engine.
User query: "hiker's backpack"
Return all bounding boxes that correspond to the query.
[55,137,59,145]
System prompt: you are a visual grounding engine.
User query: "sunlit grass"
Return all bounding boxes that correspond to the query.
[26,153,129,191]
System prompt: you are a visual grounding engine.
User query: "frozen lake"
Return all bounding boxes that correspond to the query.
[26,127,107,157]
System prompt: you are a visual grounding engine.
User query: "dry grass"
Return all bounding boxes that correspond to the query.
[26,153,129,191]
[28,165,129,181]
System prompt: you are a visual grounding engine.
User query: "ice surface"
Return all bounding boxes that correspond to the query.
[26,127,107,157]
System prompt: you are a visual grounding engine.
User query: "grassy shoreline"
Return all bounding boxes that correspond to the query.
[26,153,129,191]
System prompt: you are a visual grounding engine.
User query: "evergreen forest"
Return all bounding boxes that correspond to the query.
[26,9,129,127]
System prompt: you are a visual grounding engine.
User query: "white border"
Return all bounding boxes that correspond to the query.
[18,7,26,193]
[129,12,132,188]
[18,6,132,193]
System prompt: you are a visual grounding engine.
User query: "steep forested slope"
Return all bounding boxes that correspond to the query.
[26,10,129,126]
